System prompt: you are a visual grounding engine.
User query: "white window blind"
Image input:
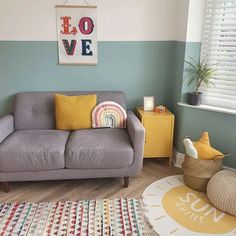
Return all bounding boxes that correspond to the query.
[200,0,236,110]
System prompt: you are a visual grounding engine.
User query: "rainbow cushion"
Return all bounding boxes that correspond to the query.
[92,101,127,128]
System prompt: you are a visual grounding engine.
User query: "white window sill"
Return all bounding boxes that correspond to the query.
[178,102,236,116]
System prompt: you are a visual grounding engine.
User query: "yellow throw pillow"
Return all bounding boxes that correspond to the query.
[55,93,97,130]
[193,132,224,160]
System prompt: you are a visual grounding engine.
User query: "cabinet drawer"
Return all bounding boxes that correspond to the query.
[143,117,172,157]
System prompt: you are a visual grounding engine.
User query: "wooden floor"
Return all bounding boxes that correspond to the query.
[0,159,182,203]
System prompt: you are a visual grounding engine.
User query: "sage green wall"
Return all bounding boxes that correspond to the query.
[0,41,176,116]
[175,106,236,168]
[173,42,236,169]
[0,41,235,168]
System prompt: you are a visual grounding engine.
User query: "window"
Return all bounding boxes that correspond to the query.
[201,0,236,110]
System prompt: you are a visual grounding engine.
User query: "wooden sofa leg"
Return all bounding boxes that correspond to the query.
[124,177,129,188]
[2,182,10,193]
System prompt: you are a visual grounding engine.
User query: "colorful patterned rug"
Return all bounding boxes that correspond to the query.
[0,198,156,236]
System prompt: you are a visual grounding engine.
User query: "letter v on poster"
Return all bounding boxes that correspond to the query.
[56,5,97,65]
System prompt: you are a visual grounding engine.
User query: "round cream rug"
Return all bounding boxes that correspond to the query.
[142,175,236,236]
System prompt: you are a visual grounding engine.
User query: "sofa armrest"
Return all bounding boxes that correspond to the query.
[126,111,145,174]
[0,115,14,144]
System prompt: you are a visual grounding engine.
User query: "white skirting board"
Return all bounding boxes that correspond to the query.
[173,149,236,171]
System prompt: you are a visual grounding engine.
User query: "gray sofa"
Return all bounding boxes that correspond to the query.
[0,91,145,192]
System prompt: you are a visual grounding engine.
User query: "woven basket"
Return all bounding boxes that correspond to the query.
[182,155,223,192]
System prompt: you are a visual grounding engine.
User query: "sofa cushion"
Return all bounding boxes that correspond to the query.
[0,130,69,172]
[65,129,134,169]
[55,93,97,130]
[92,101,127,128]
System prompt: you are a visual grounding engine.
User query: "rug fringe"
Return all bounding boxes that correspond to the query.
[139,200,160,236]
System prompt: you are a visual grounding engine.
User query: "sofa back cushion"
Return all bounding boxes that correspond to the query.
[14,91,126,130]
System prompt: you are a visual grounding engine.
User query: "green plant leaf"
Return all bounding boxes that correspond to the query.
[184,57,216,92]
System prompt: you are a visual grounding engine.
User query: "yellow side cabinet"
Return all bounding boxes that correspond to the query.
[135,107,174,165]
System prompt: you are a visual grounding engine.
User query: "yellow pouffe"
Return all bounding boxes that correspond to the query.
[207,170,236,216]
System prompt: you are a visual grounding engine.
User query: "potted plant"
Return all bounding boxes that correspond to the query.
[185,58,215,106]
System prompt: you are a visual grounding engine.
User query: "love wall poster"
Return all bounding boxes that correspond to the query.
[56,6,97,65]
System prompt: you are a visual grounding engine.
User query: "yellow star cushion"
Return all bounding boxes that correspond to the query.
[193,132,224,160]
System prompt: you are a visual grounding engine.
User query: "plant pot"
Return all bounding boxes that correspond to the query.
[188,92,202,106]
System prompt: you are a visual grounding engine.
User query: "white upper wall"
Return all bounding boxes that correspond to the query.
[99,0,180,41]
[0,0,205,42]
[186,0,206,42]
[176,0,189,42]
